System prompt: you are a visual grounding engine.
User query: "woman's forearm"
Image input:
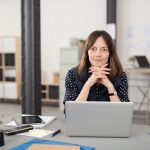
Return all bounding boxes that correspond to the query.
[107,86,120,102]
[75,83,91,101]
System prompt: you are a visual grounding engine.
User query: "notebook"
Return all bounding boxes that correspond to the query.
[65,101,133,137]
[135,56,150,68]
[28,144,80,150]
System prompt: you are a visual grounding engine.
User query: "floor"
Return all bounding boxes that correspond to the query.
[0,102,149,125]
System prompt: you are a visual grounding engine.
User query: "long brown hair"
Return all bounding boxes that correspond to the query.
[78,30,123,79]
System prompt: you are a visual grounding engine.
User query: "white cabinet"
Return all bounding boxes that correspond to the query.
[0,36,21,101]
[4,83,17,99]
[0,83,4,98]
[2,37,16,53]
[59,47,82,110]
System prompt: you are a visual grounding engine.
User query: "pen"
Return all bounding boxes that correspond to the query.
[51,129,61,137]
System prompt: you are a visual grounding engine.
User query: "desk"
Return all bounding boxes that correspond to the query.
[125,68,150,74]
[2,118,150,150]
[124,68,150,124]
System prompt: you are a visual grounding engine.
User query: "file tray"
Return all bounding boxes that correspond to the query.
[9,138,95,150]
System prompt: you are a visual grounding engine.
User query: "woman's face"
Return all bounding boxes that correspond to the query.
[88,37,110,67]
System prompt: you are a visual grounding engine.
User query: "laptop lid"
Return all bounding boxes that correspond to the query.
[135,56,150,68]
[65,101,133,137]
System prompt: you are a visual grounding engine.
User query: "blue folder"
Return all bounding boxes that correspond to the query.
[9,138,95,150]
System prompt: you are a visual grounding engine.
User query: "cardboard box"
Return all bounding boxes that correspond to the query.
[53,72,59,85]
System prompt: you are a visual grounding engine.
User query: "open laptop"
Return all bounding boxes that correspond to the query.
[135,56,150,68]
[65,101,133,137]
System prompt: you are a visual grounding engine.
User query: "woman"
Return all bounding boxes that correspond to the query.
[64,30,129,103]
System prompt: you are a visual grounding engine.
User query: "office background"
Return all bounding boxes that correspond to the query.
[0,0,150,81]
[0,0,150,123]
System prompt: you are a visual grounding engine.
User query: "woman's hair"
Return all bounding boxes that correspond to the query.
[78,30,123,79]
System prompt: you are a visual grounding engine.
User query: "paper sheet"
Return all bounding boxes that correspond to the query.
[18,129,54,138]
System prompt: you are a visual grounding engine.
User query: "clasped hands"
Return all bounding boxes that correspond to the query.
[87,64,113,89]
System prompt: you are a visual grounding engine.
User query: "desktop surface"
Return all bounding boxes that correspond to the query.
[2,117,150,150]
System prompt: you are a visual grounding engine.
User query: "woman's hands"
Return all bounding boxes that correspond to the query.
[76,64,120,102]
[87,64,120,102]
[87,64,113,89]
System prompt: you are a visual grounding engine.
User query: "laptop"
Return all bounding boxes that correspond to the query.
[135,56,150,68]
[65,101,133,137]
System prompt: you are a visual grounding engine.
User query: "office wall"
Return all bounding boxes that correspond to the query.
[117,0,150,66]
[117,0,150,111]
[1,0,150,82]
[41,0,106,82]
[0,0,106,83]
[0,0,21,36]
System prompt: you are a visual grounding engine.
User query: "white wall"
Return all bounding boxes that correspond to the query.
[0,0,106,83]
[41,0,106,83]
[1,0,150,82]
[0,0,21,36]
[117,0,150,66]
[117,0,150,112]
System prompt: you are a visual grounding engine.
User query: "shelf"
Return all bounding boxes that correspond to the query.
[42,93,47,99]
[41,84,59,105]
[42,98,59,106]
[0,69,2,81]
[3,66,16,69]
[41,85,46,90]
[48,85,59,99]
[5,53,15,66]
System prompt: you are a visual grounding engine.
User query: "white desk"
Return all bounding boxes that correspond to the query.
[124,68,150,124]
[2,118,150,150]
[125,68,150,74]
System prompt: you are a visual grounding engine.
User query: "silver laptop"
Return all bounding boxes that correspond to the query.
[65,101,133,137]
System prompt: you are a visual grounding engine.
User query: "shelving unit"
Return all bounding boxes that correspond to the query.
[0,36,21,102]
[41,83,59,105]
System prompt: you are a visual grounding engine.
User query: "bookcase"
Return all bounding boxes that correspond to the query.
[41,83,59,105]
[0,36,21,102]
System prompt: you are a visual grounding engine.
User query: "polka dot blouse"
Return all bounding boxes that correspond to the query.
[64,68,129,103]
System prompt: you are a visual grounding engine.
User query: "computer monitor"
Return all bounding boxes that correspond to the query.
[135,56,150,68]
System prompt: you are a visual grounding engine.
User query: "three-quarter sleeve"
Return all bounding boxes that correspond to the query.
[64,69,79,103]
[117,72,130,102]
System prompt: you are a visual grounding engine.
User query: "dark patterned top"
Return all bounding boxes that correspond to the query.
[64,67,129,103]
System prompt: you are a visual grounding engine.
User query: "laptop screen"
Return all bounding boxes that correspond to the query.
[135,56,150,68]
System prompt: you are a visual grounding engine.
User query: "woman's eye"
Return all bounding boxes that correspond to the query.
[91,47,97,51]
[102,48,108,52]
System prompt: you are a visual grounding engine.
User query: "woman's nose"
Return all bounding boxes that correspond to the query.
[94,50,101,56]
